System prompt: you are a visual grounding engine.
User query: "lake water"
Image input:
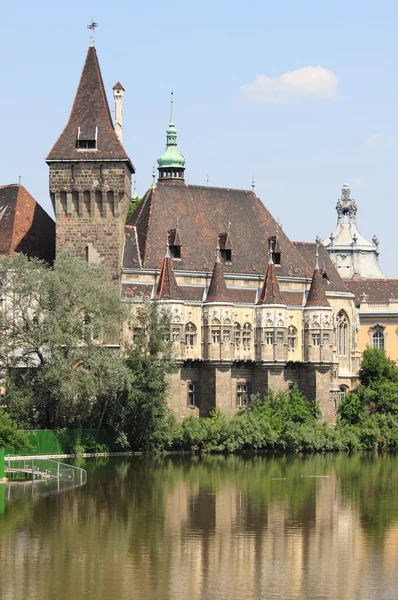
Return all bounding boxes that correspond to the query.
[1,453,398,600]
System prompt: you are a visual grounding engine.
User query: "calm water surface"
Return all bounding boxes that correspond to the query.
[1,453,398,600]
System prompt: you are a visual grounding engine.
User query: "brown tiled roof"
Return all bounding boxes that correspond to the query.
[180,286,205,301]
[305,269,330,307]
[293,242,348,293]
[123,225,141,268]
[205,259,231,303]
[113,82,125,91]
[47,47,134,171]
[128,183,311,277]
[156,255,183,300]
[0,184,55,263]
[346,279,398,306]
[122,284,153,299]
[258,261,284,305]
[228,288,257,303]
[281,291,304,306]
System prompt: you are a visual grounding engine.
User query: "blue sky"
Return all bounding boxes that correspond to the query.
[1,0,397,275]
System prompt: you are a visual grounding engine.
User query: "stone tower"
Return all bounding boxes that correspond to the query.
[46,45,135,281]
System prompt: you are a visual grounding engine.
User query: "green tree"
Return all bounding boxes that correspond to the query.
[0,409,29,451]
[0,252,132,429]
[359,347,398,387]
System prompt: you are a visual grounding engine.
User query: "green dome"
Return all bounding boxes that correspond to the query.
[157,93,186,172]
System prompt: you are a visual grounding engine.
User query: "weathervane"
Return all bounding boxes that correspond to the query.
[87,19,98,47]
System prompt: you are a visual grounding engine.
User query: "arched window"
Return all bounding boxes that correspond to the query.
[234,323,241,348]
[288,326,297,350]
[372,327,385,349]
[211,318,221,344]
[242,323,252,350]
[337,310,349,356]
[185,322,197,347]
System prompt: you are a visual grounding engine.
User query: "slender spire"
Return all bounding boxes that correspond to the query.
[204,241,231,303]
[258,241,284,305]
[157,93,185,182]
[156,236,182,300]
[87,19,98,47]
[305,244,330,308]
[132,177,138,200]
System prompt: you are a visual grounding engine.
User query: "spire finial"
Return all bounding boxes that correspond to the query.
[165,232,171,258]
[268,240,274,265]
[216,241,221,263]
[170,91,174,126]
[252,174,256,191]
[87,19,98,47]
[176,216,179,229]
[152,163,156,186]
[315,243,319,270]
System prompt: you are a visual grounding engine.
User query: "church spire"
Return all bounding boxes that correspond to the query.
[257,241,285,305]
[155,234,183,300]
[305,245,330,308]
[157,92,186,183]
[204,243,231,303]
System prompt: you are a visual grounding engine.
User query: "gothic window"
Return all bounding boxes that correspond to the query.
[312,333,321,346]
[185,322,197,347]
[288,326,297,349]
[372,327,385,349]
[234,323,241,348]
[188,382,198,408]
[337,310,349,356]
[276,332,284,346]
[265,331,274,345]
[223,329,231,344]
[323,333,330,346]
[242,323,252,349]
[172,328,180,342]
[212,328,220,344]
[236,382,249,408]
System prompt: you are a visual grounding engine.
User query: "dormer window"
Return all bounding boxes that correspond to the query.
[218,231,233,264]
[168,228,182,259]
[268,236,281,265]
[76,126,98,151]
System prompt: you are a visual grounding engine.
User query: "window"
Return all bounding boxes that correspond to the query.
[188,382,197,408]
[169,244,181,259]
[323,334,330,346]
[337,310,349,356]
[312,334,321,346]
[212,328,220,344]
[172,328,180,342]
[185,322,197,346]
[220,248,232,263]
[242,323,252,349]
[276,332,284,346]
[223,329,231,344]
[265,331,274,345]
[288,326,297,350]
[234,323,241,348]
[76,139,96,149]
[236,382,249,408]
[372,327,385,349]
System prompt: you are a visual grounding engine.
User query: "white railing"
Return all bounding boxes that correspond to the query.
[5,456,87,485]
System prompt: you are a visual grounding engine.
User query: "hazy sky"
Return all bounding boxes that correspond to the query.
[1,0,397,275]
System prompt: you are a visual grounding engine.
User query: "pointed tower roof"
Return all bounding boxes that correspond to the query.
[204,245,231,303]
[157,92,185,180]
[305,245,330,307]
[257,243,284,305]
[155,240,183,300]
[47,46,134,171]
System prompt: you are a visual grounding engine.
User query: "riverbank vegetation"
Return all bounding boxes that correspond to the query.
[0,254,397,454]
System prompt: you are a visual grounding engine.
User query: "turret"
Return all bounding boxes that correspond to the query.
[255,242,287,362]
[303,245,333,363]
[113,82,125,142]
[202,244,234,361]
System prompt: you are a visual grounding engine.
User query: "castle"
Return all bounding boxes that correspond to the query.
[44,43,362,421]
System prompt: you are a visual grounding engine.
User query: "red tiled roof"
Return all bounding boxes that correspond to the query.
[122,284,153,299]
[305,269,330,307]
[205,259,231,303]
[281,291,304,306]
[346,279,398,305]
[46,47,134,170]
[128,183,312,277]
[0,184,55,263]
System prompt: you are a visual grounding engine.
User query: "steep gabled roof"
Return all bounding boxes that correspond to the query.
[127,183,311,277]
[258,260,285,305]
[46,47,134,170]
[205,254,231,303]
[0,184,55,263]
[156,254,183,300]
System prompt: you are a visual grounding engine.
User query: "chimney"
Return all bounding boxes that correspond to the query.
[113,82,125,142]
